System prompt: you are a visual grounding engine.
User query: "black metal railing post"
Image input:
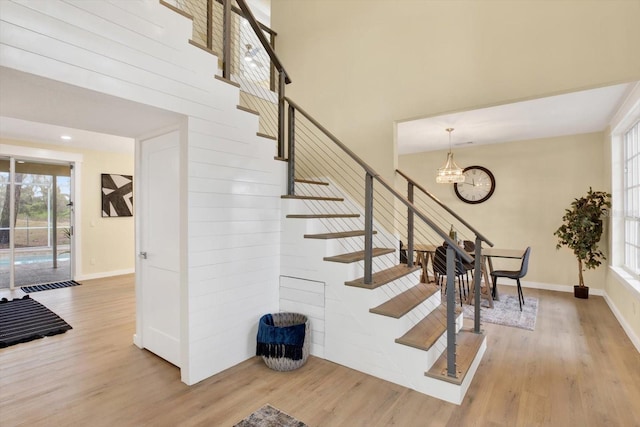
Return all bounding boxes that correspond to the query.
[364,172,374,285]
[287,103,295,196]
[446,245,457,378]
[407,182,414,268]
[269,33,276,92]
[221,0,231,79]
[278,69,286,158]
[206,0,214,50]
[474,236,483,333]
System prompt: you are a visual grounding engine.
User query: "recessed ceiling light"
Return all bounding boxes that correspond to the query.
[60,135,72,140]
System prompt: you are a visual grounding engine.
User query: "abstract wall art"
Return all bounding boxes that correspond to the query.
[101,173,133,217]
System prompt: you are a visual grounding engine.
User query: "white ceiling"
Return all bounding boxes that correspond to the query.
[397,82,636,155]
[0,67,183,153]
[0,116,136,154]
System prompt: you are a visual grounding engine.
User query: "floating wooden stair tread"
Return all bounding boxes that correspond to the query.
[369,282,439,318]
[425,330,485,385]
[188,39,217,56]
[257,132,276,140]
[394,305,462,351]
[345,264,420,289]
[286,214,360,219]
[295,179,329,186]
[214,74,240,87]
[281,195,344,202]
[237,105,259,115]
[324,248,395,263]
[304,230,376,239]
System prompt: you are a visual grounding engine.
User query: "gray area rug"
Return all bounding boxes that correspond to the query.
[234,404,308,427]
[463,295,538,331]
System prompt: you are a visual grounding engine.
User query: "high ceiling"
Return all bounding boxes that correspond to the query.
[397,82,635,155]
[0,0,634,157]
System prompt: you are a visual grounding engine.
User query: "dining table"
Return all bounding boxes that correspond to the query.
[413,243,437,284]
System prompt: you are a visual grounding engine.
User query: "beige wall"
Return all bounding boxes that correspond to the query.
[1,138,135,279]
[399,132,607,288]
[272,0,640,346]
[272,0,640,182]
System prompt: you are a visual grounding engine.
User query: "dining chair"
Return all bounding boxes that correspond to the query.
[433,244,468,306]
[462,240,475,281]
[490,246,531,311]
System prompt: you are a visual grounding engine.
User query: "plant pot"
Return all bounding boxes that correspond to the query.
[574,285,589,299]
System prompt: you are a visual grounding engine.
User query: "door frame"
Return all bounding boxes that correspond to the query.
[0,144,82,288]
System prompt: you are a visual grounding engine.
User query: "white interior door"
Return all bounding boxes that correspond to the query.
[139,131,181,366]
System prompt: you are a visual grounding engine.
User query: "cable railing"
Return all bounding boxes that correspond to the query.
[395,169,495,334]
[285,97,480,378]
[164,0,489,380]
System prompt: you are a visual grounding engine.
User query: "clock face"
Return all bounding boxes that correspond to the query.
[454,166,495,204]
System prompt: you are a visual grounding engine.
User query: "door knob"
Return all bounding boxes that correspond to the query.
[139,251,147,259]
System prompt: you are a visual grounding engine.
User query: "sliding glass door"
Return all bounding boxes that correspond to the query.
[0,158,73,289]
[0,157,10,288]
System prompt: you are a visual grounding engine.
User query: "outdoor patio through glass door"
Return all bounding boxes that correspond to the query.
[0,157,73,289]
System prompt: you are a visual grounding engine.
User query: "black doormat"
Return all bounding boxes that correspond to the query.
[21,280,81,293]
[0,296,72,348]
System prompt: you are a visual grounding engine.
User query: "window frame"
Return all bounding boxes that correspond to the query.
[609,83,640,296]
[623,120,640,279]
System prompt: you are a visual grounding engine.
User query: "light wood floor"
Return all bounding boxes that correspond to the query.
[1,275,639,426]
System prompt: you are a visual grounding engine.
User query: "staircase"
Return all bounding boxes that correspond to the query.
[280,177,486,404]
[164,0,487,404]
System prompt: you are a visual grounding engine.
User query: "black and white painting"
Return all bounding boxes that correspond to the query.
[101,174,133,217]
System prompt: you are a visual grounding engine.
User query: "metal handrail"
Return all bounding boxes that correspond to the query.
[285,97,473,265]
[236,0,291,84]
[396,169,494,247]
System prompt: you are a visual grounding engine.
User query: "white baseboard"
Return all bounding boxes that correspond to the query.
[133,333,142,348]
[603,292,640,353]
[498,280,606,296]
[500,279,639,353]
[76,268,135,281]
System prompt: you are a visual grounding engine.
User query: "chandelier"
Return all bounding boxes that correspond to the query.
[436,128,465,184]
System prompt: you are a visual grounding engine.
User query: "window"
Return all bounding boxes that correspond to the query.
[624,120,640,278]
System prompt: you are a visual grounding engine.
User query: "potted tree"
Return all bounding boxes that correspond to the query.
[554,188,611,299]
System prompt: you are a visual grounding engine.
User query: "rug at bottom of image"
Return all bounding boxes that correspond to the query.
[234,404,308,427]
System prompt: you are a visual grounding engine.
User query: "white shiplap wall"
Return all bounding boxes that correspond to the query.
[0,0,282,385]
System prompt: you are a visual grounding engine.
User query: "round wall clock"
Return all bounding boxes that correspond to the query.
[454,166,496,204]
